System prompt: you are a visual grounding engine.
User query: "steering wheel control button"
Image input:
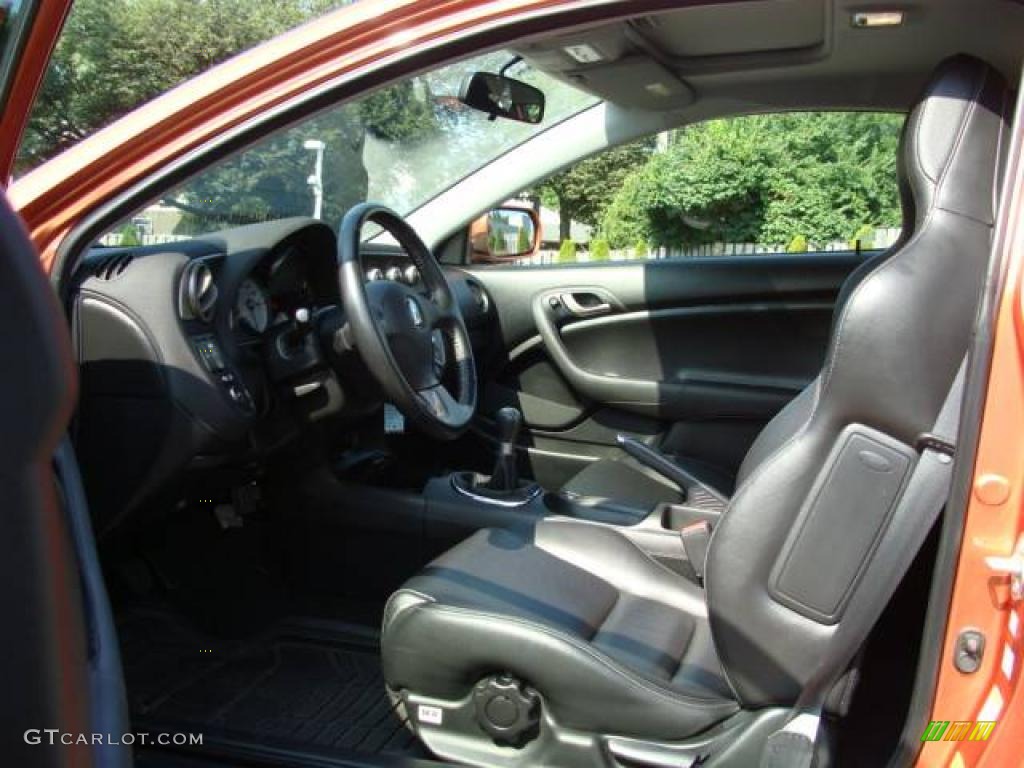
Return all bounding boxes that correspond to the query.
[383,403,406,434]
[472,675,540,747]
[431,330,447,369]
[405,296,425,328]
[193,335,226,372]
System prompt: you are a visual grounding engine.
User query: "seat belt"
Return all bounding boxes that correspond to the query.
[760,358,967,768]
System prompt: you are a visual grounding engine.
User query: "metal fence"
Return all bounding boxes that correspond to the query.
[526,227,902,265]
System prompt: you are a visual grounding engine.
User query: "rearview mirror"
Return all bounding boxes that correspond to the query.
[458,72,545,124]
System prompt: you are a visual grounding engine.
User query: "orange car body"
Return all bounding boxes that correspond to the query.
[2,2,1022,765]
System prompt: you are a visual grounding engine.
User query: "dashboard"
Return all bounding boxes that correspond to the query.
[70,217,493,534]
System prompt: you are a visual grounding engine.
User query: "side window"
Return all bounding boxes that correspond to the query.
[509,112,903,265]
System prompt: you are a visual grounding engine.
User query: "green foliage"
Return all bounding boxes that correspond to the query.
[516,225,532,254]
[168,107,367,229]
[634,239,650,258]
[17,0,369,225]
[531,139,654,241]
[557,239,577,263]
[117,224,141,246]
[590,238,610,261]
[601,113,903,251]
[18,0,352,173]
[849,223,875,250]
[358,81,437,142]
[786,234,808,253]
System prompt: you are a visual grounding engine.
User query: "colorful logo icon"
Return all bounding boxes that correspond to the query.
[921,720,997,742]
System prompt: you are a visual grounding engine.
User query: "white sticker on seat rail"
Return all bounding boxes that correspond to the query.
[418,705,443,725]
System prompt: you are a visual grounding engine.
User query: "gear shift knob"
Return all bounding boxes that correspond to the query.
[495,406,522,447]
[487,407,522,492]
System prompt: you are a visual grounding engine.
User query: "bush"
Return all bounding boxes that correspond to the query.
[516,225,532,254]
[557,239,577,263]
[849,224,875,251]
[786,234,808,253]
[634,239,650,259]
[118,224,142,246]
[590,238,610,261]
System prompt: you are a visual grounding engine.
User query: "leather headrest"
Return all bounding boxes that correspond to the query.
[0,193,76,465]
[898,54,1010,233]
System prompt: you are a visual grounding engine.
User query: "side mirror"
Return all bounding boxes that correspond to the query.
[458,72,545,124]
[470,207,541,263]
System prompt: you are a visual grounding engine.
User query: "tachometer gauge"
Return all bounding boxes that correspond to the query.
[236,278,269,333]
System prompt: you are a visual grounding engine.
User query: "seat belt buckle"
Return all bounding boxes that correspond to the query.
[680,521,712,584]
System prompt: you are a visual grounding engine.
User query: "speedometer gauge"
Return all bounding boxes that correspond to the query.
[236,278,269,333]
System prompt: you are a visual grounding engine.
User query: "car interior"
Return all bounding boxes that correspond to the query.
[10,1,1024,767]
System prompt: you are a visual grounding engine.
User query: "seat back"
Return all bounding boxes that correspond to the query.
[0,192,97,767]
[705,55,1011,708]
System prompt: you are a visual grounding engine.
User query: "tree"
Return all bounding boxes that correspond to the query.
[516,225,532,254]
[601,112,903,250]
[16,0,353,174]
[358,79,436,142]
[532,139,654,242]
[557,239,577,263]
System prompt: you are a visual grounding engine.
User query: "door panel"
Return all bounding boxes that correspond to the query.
[462,253,865,489]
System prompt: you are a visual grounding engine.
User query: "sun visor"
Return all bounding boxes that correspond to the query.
[565,56,694,110]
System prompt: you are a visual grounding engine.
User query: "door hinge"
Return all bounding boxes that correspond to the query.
[985,535,1024,601]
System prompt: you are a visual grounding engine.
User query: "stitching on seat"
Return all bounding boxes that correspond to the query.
[409,601,739,709]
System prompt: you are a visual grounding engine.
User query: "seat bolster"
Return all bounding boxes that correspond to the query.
[536,519,709,616]
[381,597,739,740]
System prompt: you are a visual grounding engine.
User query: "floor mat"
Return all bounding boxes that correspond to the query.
[118,610,426,759]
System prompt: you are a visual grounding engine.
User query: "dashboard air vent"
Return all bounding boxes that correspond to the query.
[180,260,219,322]
[466,279,490,315]
[92,252,135,280]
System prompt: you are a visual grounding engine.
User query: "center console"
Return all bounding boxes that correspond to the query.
[424,407,727,580]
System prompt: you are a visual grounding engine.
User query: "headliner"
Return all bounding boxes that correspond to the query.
[515,0,1023,114]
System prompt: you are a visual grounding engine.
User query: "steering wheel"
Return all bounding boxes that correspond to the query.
[338,203,477,440]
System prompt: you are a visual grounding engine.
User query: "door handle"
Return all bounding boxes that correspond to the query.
[560,291,611,317]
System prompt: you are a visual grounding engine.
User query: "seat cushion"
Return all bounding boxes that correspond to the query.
[562,454,734,511]
[382,519,738,740]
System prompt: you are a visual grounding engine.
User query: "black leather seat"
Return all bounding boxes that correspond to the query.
[382,56,1010,766]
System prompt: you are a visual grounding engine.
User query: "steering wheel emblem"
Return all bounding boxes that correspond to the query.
[406,296,425,328]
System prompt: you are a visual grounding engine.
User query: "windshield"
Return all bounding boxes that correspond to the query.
[105,51,597,245]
